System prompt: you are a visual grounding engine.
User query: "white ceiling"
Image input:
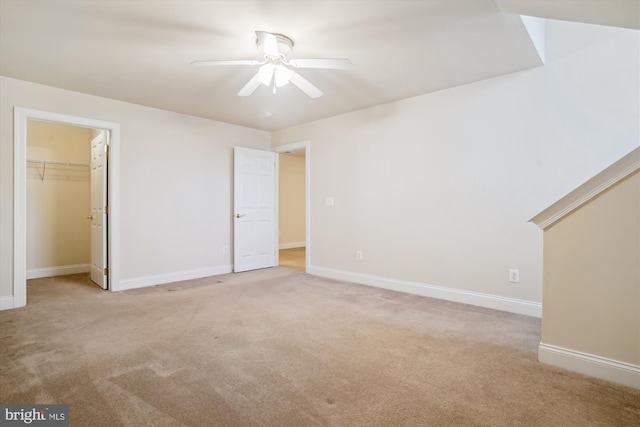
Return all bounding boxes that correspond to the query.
[1,0,637,131]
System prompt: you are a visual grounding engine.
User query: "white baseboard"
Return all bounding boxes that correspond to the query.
[279,242,306,250]
[539,343,640,389]
[308,266,542,318]
[0,296,15,311]
[118,265,232,291]
[27,264,90,279]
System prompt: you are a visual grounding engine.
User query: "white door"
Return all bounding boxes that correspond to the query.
[90,132,108,288]
[234,147,277,272]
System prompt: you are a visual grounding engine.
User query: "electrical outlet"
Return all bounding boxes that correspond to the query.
[223,245,229,254]
[509,269,520,283]
[356,250,363,260]
[325,197,335,206]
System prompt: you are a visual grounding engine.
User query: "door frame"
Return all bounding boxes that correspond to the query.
[13,107,121,307]
[274,140,311,272]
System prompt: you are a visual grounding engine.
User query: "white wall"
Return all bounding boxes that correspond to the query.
[26,120,92,276]
[271,20,639,315]
[0,76,270,299]
[279,153,306,248]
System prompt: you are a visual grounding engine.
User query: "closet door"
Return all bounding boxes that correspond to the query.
[90,132,108,289]
[233,147,277,272]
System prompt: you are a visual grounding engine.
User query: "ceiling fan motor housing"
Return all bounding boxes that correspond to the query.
[258,33,294,59]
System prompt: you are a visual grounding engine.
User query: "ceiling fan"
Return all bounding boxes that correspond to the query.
[192,31,352,98]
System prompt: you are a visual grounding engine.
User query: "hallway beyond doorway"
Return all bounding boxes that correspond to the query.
[279,247,305,271]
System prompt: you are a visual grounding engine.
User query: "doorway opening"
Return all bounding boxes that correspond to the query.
[26,120,108,289]
[275,141,310,273]
[13,107,121,309]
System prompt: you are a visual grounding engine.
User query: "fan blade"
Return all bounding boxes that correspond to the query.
[256,31,279,58]
[289,72,323,98]
[288,58,352,70]
[191,59,262,66]
[238,73,262,97]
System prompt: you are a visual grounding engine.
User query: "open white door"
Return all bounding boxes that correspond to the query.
[90,132,108,288]
[234,147,277,272]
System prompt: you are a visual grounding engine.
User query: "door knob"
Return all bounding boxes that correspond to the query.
[87,215,94,220]
[235,213,245,218]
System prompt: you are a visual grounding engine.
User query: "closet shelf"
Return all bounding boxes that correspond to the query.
[27,159,90,168]
[27,159,90,181]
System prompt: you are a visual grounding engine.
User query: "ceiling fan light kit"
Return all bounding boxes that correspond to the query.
[192,31,352,98]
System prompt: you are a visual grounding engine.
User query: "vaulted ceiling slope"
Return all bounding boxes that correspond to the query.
[0,0,637,131]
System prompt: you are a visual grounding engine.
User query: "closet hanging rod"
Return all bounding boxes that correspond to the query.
[27,159,90,168]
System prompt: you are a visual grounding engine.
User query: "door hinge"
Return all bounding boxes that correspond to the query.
[104,267,109,276]
[105,206,109,214]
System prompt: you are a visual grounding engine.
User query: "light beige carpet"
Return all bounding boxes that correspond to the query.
[1,269,639,426]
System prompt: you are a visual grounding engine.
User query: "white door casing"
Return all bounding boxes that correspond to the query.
[90,132,108,288]
[12,107,121,309]
[233,147,277,272]
[274,141,311,273]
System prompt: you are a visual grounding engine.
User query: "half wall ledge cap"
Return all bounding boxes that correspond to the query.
[529,146,640,230]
